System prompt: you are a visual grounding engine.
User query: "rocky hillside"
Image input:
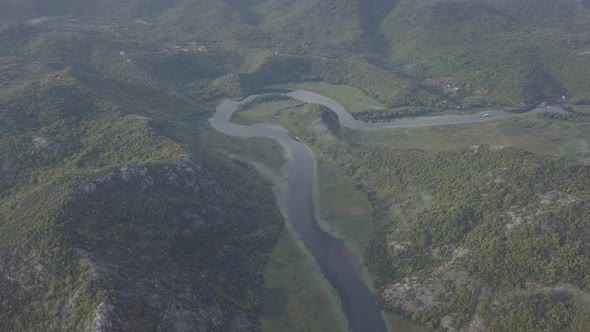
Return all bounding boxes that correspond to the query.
[1,158,282,331]
[0,72,282,331]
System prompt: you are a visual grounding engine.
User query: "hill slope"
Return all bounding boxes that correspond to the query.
[1,0,590,330]
[4,0,589,111]
[0,69,282,330]
[381,0,590,106]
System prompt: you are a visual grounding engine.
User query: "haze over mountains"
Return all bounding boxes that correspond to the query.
[1,0,590,331]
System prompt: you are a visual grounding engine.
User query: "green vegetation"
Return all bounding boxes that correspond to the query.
[560,137,590,165]
[573,105,590,115]
[384,313,431,332]
[2,0,590,330]
[270,82,385,114]
[284,104,590,331]
[482,289,590,331]
[382,0,590,106]
[315,154,373,253]
[342,116,590,164]
[260,229,348,332]
[232,98,304,127]
[0,69,288,330]
[200,126,286,171]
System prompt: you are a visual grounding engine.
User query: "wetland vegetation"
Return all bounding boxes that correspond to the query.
[2,0,590,331]
[227,82,590,331]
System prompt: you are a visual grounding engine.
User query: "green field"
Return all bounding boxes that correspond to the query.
[231,99,303,127]
[270,82,385,114]
[260,229,349,332]
[341,116,590,164]
[200,126,286,171]
[559,137,590,164]
[384,313,430,332]
[315,154,373,253]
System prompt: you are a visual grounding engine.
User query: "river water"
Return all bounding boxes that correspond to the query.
[287,90,568,130]
[210,91,569,332]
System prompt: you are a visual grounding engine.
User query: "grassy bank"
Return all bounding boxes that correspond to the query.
[260,229,349,332]
[315,154,372,253]
[200,125,286,171]
[341,116,590,164]
[270,82,385,114]
[231,99,303,127]
[573,105,590,115]
[201,122,351,331]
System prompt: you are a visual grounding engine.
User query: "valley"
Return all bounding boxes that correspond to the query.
[222,83,590,331]
[1,1,590,331]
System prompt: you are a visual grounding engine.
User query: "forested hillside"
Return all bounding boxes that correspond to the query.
[382,0,590,106]
[4,0,588,113]
[1,0,590,330]
[0,8,285,326]
[0,67,283,330]
[277,101,590,331]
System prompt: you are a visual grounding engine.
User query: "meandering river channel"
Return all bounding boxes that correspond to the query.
[210,90,568,332]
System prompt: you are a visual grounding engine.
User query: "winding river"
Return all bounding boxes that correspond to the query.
[210,90,569,332]
[286,90,569,130]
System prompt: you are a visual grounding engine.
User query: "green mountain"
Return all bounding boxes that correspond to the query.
[6,0,588,110]
[1,0,590,331]
[162,0,590,108]
[0,71,282,330]
[380,0,590,106]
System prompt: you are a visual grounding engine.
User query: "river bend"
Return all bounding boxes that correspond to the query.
[210,90,569,332]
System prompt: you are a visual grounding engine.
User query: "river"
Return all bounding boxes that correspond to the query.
[210,90,569,332]
[286,90,569,130]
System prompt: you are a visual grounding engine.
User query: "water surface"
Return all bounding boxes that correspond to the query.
[212,98,388,332]
[210,91,568,331]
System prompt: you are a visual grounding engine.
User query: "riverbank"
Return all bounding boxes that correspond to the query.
[211,97,390,332]
[211,85,588,329]
[260,228,349,332]
[234,83,589,165]
[198,129,351,331]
